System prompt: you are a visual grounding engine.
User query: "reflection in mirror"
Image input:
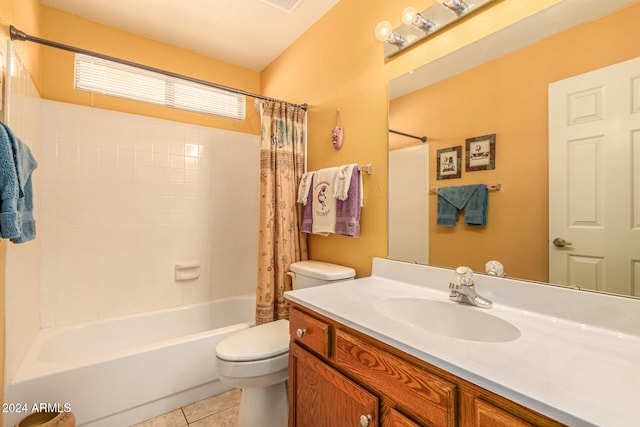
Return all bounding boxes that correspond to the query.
[388,0,640,298]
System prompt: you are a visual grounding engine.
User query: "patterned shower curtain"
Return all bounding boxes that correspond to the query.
[256,101,308,325]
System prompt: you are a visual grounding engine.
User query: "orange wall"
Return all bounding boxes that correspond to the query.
[6,1,568,279]
[39,6,262,135]
[0,0,41,86]
[5,2,633,294]
[389,3,640,281]
[261,0,564,276]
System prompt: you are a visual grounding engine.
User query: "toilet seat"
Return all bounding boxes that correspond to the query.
[216,319,290,362]
[216,352,289,381]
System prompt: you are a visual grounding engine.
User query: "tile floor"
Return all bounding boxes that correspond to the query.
[131,388,241,427]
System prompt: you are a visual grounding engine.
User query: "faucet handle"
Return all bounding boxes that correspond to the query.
[454,266,474,286]
[450,266,473,295]
[485,260,505,277]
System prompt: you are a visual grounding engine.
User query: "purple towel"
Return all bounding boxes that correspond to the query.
[300,175,313,233]
[334,167,361,237]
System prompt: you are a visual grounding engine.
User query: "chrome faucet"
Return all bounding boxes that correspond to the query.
[449,266,492,308]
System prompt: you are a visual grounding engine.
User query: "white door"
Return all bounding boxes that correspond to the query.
[549,57,640,296]
[389,145,429,265]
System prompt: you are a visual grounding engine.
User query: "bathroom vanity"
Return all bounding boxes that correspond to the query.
[284,258,640,427]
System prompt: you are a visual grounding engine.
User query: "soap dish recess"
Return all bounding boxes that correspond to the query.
[175,262,200,281]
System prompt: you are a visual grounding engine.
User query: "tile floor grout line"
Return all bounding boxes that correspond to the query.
[181,407,189,426]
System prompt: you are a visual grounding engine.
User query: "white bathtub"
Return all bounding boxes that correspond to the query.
[9,294,255,427]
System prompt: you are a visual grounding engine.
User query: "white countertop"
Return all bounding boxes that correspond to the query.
[284,258,640,427]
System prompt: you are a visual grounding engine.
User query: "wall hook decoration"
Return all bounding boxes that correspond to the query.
[332,109,343,150]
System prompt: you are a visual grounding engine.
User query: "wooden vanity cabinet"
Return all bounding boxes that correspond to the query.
[289,304,566,427]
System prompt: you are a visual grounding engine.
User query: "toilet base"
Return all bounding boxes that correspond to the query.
[237,381,287,427]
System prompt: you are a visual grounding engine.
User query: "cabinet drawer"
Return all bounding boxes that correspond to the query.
[460,388,566,427]
[289,308,331,358]
[336,329,456,427]
[473,398,535,427]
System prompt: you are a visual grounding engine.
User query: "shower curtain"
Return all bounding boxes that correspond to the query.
[256,101,308,325]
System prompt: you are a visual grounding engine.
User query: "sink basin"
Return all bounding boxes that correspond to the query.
[374,298,521,342]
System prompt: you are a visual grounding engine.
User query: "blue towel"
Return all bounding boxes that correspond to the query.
[0,121,37,243]
[437,184,488,227]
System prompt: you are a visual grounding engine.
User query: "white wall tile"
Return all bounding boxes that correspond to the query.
[4,43,43,389]
[39,100,259,326]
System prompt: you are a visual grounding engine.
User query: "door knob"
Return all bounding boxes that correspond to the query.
[552,237,572,247]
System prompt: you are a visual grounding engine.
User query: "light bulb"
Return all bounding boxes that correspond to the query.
[401,7,417,25]
[374,21,393,42]
[403,8,435,32]
[374,20,407,47]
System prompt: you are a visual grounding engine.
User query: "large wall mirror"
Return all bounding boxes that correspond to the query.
[388,0,640,298]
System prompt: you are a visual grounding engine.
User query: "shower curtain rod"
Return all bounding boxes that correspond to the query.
[389,129,427,143]
[9,26,308,111]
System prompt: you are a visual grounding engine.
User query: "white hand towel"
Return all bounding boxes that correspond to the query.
[312,167,339,236]
[333,164,357,201]
[297,171,315,205]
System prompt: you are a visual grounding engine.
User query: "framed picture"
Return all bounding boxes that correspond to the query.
[436,146,462,180]
[466,133,496,171]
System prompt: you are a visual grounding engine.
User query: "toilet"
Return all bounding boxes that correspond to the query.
[215,260,356,427]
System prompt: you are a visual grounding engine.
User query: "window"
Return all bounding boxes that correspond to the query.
[74,54,246,121]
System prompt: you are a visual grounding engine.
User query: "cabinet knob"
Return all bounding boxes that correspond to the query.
[359,414,373,427]
[296,328,306,338]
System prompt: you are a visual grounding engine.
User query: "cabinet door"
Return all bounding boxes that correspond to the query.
[385,408,422,427]
[290,342,378,427]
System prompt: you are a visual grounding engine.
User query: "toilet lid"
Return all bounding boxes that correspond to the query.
[216,319,290,362]
[290,260,355,281]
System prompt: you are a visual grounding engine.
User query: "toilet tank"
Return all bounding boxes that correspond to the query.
[289,260,356,289]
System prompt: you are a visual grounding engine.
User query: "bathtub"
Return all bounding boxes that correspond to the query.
[9,294,255,427]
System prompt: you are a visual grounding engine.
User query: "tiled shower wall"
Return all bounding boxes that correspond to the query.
[4,42,43,395]
[39,101,260,327]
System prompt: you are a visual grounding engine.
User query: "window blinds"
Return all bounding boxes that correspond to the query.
[75,53,246,121]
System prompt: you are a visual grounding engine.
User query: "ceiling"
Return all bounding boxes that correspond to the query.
[40,0,340,72]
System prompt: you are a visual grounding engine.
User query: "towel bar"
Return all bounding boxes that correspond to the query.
[305,163,372,175]
[429,183,501,194]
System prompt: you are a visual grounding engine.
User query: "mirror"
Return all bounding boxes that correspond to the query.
[388,0,640,298]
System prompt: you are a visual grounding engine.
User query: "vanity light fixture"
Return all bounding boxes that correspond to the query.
[376,0,494,58]
[374,21,407,48]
